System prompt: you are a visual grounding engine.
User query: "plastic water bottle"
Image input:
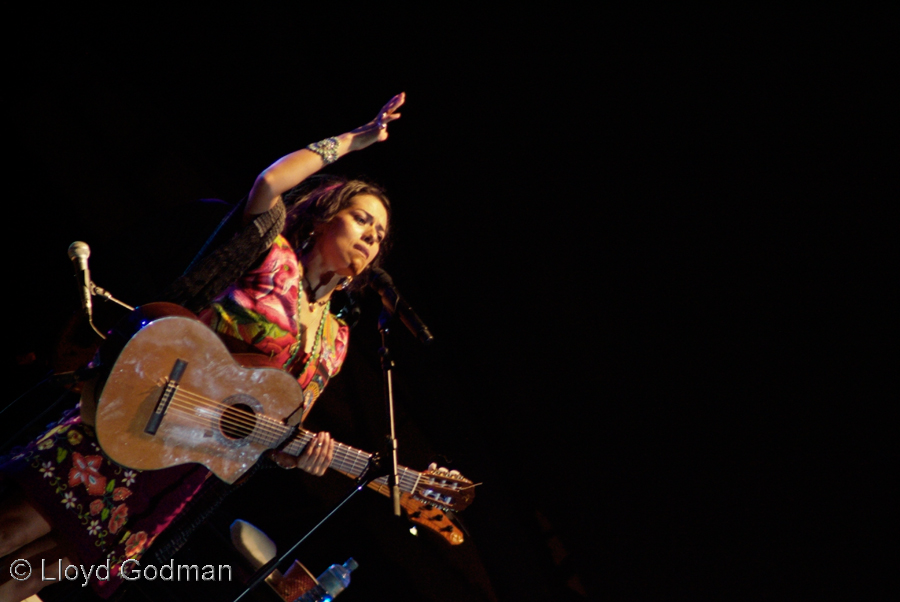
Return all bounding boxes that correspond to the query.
[294,558,358,602]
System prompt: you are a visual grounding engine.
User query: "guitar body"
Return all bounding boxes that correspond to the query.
[95,314,303,484]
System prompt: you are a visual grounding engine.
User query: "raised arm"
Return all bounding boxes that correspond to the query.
[244,92,405,217]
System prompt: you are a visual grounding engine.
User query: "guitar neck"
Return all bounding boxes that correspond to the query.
[282,430,422,494]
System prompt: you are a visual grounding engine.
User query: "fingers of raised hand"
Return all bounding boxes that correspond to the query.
[375,92,405,130]
[349,93,404,150]
[380,91,405,116]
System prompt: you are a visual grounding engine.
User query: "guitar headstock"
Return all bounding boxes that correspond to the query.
[413,463,477,512]
[404,497,465,545]
[365,482,465,545]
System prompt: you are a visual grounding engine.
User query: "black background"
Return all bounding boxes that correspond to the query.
[4,7,894,601]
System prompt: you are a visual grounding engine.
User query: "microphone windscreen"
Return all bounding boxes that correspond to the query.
[369,267,393,288]
[68,241,90,260]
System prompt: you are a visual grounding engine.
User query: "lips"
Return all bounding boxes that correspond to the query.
[353,243,370,259]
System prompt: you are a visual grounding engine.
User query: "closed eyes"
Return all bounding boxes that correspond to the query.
[354,212,386,243]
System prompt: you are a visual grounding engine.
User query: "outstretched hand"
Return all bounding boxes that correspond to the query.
[348,92,405,152]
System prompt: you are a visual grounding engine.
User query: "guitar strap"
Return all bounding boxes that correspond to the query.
[284,357,331,427]
[275,357,330,454]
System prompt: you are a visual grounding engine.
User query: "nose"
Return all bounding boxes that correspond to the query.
[361,228,377,246]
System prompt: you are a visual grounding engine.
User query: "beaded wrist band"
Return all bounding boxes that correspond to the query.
[305,137,339,165]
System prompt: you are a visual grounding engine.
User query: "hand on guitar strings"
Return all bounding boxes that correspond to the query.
[268,432,335,476]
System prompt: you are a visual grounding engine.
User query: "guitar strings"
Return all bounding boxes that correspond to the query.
[163,397,457,497]
[170,388,285,435]
[168,392,292,442]
[163,384,367,464]
[162,391,385,479]
[146,387,461,496]
[166,397,370,475]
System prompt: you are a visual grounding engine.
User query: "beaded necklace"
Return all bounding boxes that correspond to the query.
[296,300,330,422]
[284,293,330,375]
[279,274,333,426]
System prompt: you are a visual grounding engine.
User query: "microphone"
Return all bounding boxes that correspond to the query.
[67,241,93,320]
[368,267,434,345]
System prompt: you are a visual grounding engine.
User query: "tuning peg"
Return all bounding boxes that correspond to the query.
[428,462,437,471]
[448,470,461,478]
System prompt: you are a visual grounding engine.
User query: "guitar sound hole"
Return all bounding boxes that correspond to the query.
[219,403,257,440]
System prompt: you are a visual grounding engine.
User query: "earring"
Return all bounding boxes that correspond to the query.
[338,276,353,290]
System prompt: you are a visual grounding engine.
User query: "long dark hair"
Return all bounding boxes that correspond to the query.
[282,174,392,289]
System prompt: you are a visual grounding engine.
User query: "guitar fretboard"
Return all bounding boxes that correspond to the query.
[281,430,422,494]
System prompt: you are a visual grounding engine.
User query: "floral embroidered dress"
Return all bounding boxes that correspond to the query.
[0,234,349,598]
[0,411,209,598]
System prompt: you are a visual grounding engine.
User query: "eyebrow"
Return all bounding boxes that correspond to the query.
[357,209,387,235]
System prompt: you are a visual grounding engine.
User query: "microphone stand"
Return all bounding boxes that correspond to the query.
[231,454,385,602]
[91,282,135,312]
[58,281,135,374]
[378,307,403,517]
[80,281,135,340]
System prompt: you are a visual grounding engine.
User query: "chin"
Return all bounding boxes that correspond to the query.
[347,258,368,275]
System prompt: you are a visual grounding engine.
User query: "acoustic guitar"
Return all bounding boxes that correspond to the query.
[94,307,475,514]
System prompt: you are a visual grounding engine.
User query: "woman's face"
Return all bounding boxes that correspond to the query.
[316,194,388,276]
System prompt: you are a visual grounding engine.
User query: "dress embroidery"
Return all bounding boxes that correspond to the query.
[0,407,208,597]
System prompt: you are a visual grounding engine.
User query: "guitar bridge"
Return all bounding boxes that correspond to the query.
[144,359,188,435]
